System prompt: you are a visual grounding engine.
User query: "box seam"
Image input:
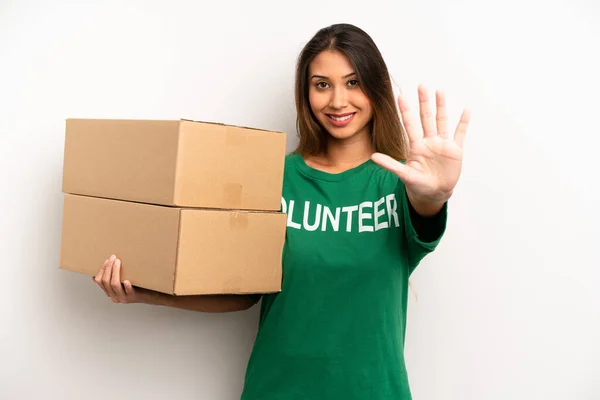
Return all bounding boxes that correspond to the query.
[172,209,183,295]
[179,118,284,134]
[172,120,184,206]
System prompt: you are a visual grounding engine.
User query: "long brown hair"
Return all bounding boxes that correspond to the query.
[294,23,408,161]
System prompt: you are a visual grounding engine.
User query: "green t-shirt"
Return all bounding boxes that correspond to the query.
[241,152,447,400]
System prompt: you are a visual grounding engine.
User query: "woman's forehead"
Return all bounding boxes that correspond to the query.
[308,50,355,78]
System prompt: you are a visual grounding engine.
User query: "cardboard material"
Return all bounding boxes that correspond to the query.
[59,193,286,295]
[62,118,286,210]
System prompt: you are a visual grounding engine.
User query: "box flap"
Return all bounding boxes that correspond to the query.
[174,120,285,210]
[59,194,181,294]
[173,209,285,295]
[62,118,180,206]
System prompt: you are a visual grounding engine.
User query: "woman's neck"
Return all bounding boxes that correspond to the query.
[305,131,374,173]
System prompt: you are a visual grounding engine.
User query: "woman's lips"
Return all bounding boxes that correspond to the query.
[326,112,356,127]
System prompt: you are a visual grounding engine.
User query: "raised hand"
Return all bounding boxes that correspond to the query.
[371,84,470,214]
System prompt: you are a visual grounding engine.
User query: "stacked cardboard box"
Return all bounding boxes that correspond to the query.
[59,118,287,296]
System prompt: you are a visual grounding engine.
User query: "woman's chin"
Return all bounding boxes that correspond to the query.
[325,126,367,141]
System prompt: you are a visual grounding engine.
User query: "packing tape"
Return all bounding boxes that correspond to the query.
[223,183,243,208]
[229,211,249,229]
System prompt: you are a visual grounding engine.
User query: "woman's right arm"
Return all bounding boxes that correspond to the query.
[93,255,261,313]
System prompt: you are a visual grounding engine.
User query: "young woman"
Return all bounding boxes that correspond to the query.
[94,23,470,399]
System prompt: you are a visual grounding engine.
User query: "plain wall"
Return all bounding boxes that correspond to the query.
[1,0,599,399]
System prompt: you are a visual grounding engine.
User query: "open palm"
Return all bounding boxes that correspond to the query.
[372,85,471,204]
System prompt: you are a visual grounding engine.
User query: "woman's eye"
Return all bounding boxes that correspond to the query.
[316,82,329,89]
[348,79,359,87]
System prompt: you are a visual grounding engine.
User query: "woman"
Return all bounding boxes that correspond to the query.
[94,23,470,399]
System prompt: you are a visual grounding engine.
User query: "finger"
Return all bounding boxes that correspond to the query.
[397,95,420,144]
[371,152,416,184]
[102,255,117,300]
[94,258,110,297]
[111,258,127,302]
[123,280,135,297]
[418,84,436,137]
[436,90,449,138]
[454,108,471,148]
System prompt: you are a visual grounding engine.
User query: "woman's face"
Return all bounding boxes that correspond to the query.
[308,50,373,142]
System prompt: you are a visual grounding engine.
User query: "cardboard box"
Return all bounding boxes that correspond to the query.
[62,118,286,210]
[59,193,286,295]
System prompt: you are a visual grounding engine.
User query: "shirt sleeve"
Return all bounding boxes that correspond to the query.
[397,182,448,275]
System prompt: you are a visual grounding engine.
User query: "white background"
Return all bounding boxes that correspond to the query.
[1,0,599,399]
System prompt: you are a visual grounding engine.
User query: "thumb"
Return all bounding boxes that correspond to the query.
[371,153,413,183]
[123,280,135,296]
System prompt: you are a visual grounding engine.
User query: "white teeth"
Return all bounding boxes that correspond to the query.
[329,114,353,121]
